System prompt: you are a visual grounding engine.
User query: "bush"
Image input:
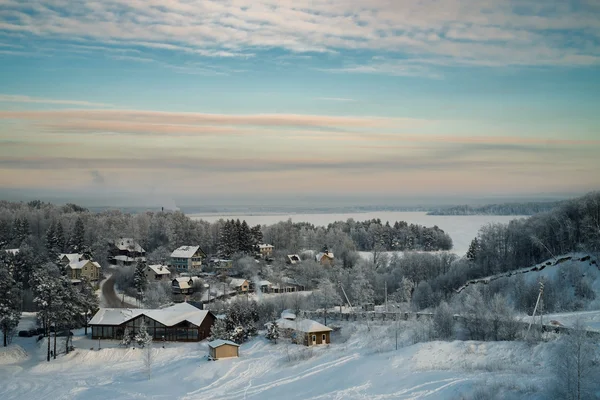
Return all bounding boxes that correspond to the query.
[433,302,455,340]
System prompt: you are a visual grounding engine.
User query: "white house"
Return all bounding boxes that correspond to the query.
[146,264,171,281]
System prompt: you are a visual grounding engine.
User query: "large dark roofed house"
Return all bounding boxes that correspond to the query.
[109,238,146,266]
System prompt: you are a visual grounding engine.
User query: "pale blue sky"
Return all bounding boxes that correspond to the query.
[0,0,599,205]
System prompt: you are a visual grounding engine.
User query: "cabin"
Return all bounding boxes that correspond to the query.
[257,280,272,293]
[229,278,249,293]
[286,254,301,265]
[208,340,240,360]
[90,302,215,342]
[270,277,304,293]
[172,277,194,294]
[170,245,206,273]
[276,318,333,346]
[109,238,146,266]
[315,251,335,266]
[146,265,170,281]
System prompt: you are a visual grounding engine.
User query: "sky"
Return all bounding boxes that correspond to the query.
[0,0,599,207]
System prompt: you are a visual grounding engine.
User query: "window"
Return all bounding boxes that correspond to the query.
[312,335,316,342]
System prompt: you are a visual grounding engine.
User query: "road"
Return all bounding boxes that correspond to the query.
[100,275,136,308]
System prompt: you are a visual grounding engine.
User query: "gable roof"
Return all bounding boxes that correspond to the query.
[147,264,170,275]
[208,339,239,348]
[114,238,145,253]
[59,253,82,263]
[258,244,274,249]
[171,245,203,258]
[316,251,334,261]
[68,260,101,270]
[276,318,333,333]
[173,277,193,289]
[89,302,213,327]
[229,278,248,288]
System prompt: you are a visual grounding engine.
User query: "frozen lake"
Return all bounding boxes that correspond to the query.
[188,211,526,256]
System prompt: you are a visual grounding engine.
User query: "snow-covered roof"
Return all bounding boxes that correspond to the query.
[208,339,239,348]
[173,277,193,289]
[59,253,82,263]
[90,302,211,327]
[147,264,170,275]
[258,244,274,249]
[316,251,334,261]
[114,238,144,253]
[281,310,296,320]
[229,278,248,288]
[4,249,19,255]
[114,255,135,262]
[171,245,202,258]
[68,260,101,270]
[287,254,301,263]
[257,280,271,287]
[276,318,333,333]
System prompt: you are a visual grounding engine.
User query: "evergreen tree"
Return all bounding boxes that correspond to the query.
[466,237,480,262]
[0,220,10,249]
[30,263,62,361]
[69,217,85,253]
[121,327,132,346]
[0,261,22,347]
[239,221,253,254]
[77,279,99,335]
[45,221,58,260]
[233,219,242,253]
[250,225,263,251]
[135,320,153,348]
[265,321,280,343]
[14,217,31,244]
[55,222,65,253]
[209,318,229,341]
[134,260,147,302]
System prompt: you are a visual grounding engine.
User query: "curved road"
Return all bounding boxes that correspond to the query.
[101,275,136,308]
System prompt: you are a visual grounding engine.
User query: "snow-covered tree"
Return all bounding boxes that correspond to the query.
[68,217,85,253]
[313,279,342,310]
[135,320,153,348]
[0,261,22,347]
[433,301,454,340]
[30,263,63,361]
[466,237,480,262]
[143,339,153,380]
[553,319,599,400]
[265,321,280,343]
[121,327,132,347]
[133,260,147,302]
[209,319,229,341]
[350,267,374,306]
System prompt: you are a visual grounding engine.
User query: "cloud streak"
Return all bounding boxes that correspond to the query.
[0,0,598,74]
[0,94,113,108]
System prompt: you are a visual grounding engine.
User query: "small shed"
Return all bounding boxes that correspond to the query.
[208,340,240,360]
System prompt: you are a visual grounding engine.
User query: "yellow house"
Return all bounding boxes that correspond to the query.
[258,244,274,258]
[67,259,102,282]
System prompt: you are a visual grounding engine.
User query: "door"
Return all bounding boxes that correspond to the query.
[322,334,327,344]
[312,335,316,345]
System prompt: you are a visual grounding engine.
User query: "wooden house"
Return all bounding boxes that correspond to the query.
[229,278,249,293]
[90,302,215,342]
[276,318,333,346]
[172,277,194,294]
[208,340,240,360]
[109,238,146,266]
[315,251,335,266]
[170,245,206,273]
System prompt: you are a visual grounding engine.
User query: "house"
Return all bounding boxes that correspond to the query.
[315,251,335,266]
[208,340,240,360]
[276,318,333,346]
[172,277,194,294]
[229,278,249,293]
[286,254,301,265]
[109,238,146,266]
[170,246,206,273]
[270,277,305,293]
[257,280,272,293]
[257,244,274,258]
[90,302,215,342]
[146,265,170,281]
[66,259,102,282]
[281,310,296,320]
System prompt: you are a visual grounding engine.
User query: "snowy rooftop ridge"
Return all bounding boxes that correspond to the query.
[68,260,101,270]
[208,339,239,348]
[171,245,201,258]
[114,238,144,253]
[89,302,211,327]
[276,318,332,333]
[59,253,82,263]
[229,278,248,287]
[148,264,170,275]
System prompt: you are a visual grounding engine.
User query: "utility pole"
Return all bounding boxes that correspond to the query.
[384,280,388,312]
[525,281,544,340]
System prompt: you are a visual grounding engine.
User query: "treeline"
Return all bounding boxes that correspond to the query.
[427,201,563,216]
[0,201,451,269]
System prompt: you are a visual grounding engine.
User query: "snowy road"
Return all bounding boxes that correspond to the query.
[101,276,136,308]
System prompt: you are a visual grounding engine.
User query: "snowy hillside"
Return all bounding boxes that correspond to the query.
[1,320,561,400]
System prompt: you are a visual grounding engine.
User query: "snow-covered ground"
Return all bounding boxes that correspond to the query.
[1,315,560,400]
[188,211,525,256]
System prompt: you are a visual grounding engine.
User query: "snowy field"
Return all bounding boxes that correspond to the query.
[1,315,560,400]
[188,211,525,256]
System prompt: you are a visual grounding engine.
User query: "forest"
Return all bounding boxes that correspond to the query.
[427,200,564,216]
